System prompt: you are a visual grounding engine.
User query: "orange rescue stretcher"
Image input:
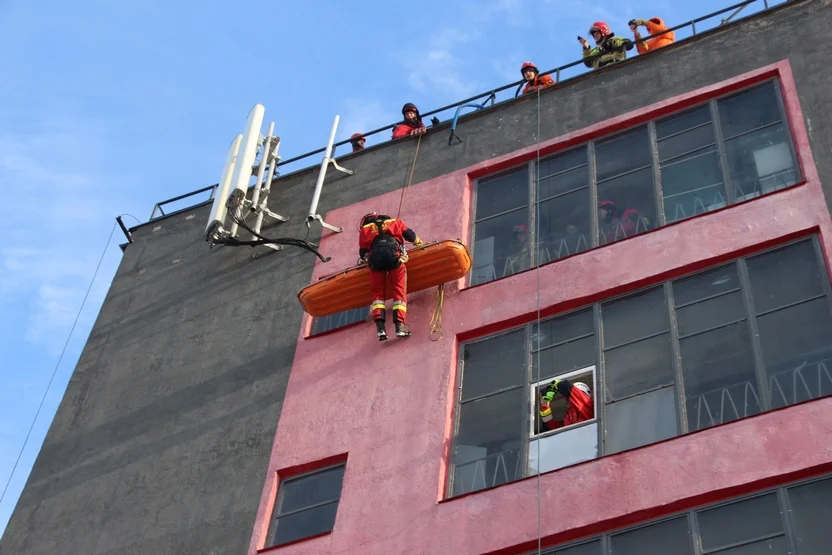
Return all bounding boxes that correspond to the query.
[297,239,471,317]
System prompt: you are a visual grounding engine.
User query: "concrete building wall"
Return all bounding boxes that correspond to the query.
[2,1,830,554]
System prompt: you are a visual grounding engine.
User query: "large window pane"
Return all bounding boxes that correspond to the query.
[715,537,788,555]
[476,168,528,220]
[605,386,677,454]
[280,466,345,514]
[528,422,598,475]
[472,208,530,284]
[461,329,526,400]
[544,539,603,555]
[597,167,656,245]
[537,147,588,199]
[725,124,797,201]
[673,263,740,306]
[697,493,782,551]
[718,82,782,139]
[787,477,832,555]
[534,336,596,382]
[746,240,823,314]
[595,126,651,182]
[602,287,669,348]
[310,307,367,335]
[604,334,674,401]
[534,309,594,349]
[661,148,725,224]
[757,298,832,409]
[657,105,716,161]
[680,322,760,432]
[454,388,524,495]
[656,104,712,140]
[272,502,338,546]
[676,291,746,337]
[537,190,591,263]
[609,516,692,555]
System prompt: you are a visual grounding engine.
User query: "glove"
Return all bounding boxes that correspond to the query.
[413,237,424,247]
[542,391,555,403]
[546,379,561,396]
[398,251,409,264]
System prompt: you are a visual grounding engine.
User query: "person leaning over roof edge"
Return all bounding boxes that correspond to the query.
[520,61,555,95]
[579,21,634,69]
[392,103,427,139]
[629,17,675,54]
[350,133,366,152]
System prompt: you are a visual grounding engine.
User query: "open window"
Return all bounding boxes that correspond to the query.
[528,365,598,475]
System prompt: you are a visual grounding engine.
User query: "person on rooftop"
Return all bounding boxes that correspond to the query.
[350,133,366,152]
[392,103,427,139]
[579,21,634,69]
[539,378,594,431]
[629,17,676,54]
[520,62,556,95]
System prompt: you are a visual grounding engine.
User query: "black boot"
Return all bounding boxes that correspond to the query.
[376,319,388,341]
[395,322,411,338]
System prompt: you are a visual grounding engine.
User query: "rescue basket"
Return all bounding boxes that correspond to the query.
[298,239,471,317]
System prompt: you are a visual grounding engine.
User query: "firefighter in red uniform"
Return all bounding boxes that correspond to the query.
[539,378,594,431]
[358,212,423,340]
[392,103,427,139]
[520,62,555,95]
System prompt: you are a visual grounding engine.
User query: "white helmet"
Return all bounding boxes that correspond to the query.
[573,382,591,396]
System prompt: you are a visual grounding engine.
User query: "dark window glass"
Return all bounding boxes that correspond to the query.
[673,264,740,306]
[534,336,596,382]
[602,287,669,348]
[310,307,367,335]
[697,493,782,551]
[604,334,674,401]
[268,465,345,547]
[605,386,677,454]
[757,298,832,409]
[461,329,526,400]
[472,207,531,284]
[544,539,603,555]
[715,536,789,555]
[676,291,745,337]
[537,147,588,199]
[746,240,823,314]
[725,125,798,202]
[280,466,345,514]
[537,190,591,263]
[595,126,652,182]
[476,168,528,220]
[609,516,692,555]
[272,502,339,546]
[534,309,594,349]
[657,105,716,160]
[680,322,760,432]
[787,477,832,555]
[718,82,782,139]
[656,104,712,140]
[453,388,524,495]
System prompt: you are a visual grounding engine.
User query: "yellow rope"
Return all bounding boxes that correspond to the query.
[397,133,422,220]
[429,283,445,341]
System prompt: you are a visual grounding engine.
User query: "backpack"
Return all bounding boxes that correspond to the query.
[368,220,403,271]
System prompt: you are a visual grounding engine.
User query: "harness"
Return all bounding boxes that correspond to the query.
[368,219,404,272]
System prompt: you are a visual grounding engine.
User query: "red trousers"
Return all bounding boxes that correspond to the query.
[369,265,407,323]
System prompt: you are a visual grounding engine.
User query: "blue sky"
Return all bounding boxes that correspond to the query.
[0,0,781,534]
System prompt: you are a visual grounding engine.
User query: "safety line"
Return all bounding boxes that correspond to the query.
[397,133,423,220]
[534,84,544,555]
[0,221,117,507]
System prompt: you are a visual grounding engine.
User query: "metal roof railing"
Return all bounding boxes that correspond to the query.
[143,0,788,225]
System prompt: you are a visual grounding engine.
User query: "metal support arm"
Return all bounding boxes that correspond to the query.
[448,93,496,145]
[307,114,354,234]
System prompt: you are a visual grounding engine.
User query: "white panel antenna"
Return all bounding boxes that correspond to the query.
[205,134,243,242]
[307,114,355,234]
[227,104,266,238]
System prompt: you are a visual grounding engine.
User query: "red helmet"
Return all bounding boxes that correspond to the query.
[520,61,538,76]
[350,133,364,140]
[359,212,379,229]
[589,21,612,38]
[513,224,528,233]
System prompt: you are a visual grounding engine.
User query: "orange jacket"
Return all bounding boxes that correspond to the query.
[522,74,555,95]
[358,218,418,259]
[392,122,426,139]
[635,18,675,54]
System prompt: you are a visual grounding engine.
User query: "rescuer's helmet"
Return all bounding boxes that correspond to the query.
[573,382,591,397]
[520,61,539,77]
[589,21,612,42]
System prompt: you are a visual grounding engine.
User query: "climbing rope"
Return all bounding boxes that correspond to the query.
[428,283,445,341]
[534,85,544,555]
[397,133,422,220]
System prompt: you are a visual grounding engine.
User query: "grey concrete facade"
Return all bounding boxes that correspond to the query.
[2,1,830,553]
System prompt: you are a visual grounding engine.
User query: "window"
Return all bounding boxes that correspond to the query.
[470,80,801,286]
[537,475,832,555]
[267,464,346,548]
[310,307,368,335]
[450,237,832,497]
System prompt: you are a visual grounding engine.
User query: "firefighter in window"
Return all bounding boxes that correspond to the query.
[504,224,531,275]
[520,62,555,95]
[539,378,594,431]
[358,212,423,341]
[392,103,428,139]
[579,21,634,70]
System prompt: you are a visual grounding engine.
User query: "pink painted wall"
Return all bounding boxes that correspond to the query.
[249,61,832,555]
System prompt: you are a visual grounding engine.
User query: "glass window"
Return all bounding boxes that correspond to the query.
[528,422,598,474]
[718,82,783,139]
[697,493,783,551]
[609,516,693,555]
[537,147,589,199]
[532,309,596,381]
[725,125,797,201]
[673,263,741,307]
[310,307,367,335]
[268,464,345,547]
[595,126,652,182]
[787,477,832,555]
[602,287,669,348]
[461,329,526,401]
[604,334,674,401]
[746,240,824,314]
[604,386,677,454]
[542,539,603,555]
[533,368,596,436]
[476,168,529,220]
